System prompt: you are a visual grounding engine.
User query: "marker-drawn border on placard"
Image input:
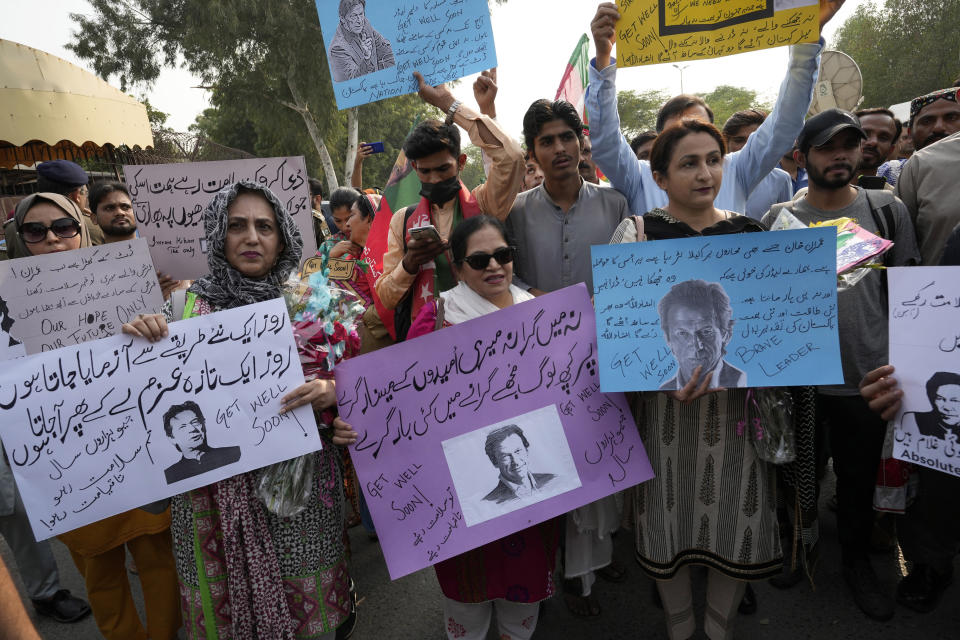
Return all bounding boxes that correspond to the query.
[658,0,774,35]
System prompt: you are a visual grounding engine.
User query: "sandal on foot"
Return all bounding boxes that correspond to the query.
[596,560,628,583]
[562,579,601,617]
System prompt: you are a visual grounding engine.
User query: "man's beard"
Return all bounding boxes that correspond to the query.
[918,132,948,150]
[858,147,884,173]
[101,220,137,238]
[807,162,854,190]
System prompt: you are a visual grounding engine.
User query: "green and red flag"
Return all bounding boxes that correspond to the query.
[555,33,591,132]
[361,121,423,339]
[555,33,607,181]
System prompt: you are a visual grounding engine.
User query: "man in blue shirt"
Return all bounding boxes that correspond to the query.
[721,109,795,220]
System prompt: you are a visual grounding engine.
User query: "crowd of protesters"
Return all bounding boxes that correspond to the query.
[2,1,960,638]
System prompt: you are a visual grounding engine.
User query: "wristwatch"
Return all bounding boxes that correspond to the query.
[445,100,461,126]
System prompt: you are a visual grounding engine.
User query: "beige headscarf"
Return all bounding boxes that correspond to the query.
[11,192,91,257]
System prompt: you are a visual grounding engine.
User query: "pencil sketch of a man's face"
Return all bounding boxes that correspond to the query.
[167,409,207,454]
[493,434,529,485]
[342,3,365,35]
[665,305,728,380]
[933,384,960,426]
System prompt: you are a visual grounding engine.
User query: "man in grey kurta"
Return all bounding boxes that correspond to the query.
[509,180,629,294]
[507,99,629,297]
[507,98,630,611]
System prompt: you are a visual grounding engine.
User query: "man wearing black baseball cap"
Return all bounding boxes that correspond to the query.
[763,108,921,621]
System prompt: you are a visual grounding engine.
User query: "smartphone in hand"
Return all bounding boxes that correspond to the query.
[409,225,442,244]
[365,141,385,154]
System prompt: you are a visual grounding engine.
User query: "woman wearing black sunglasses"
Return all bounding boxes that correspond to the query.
[10,193,90,257]
[406,215,558,640]
[9,192,182,640]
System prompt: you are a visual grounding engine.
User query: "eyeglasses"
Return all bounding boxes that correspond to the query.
[460,246,514,270]
[19,218,82,244]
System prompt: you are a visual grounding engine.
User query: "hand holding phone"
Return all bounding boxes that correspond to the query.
[403,225,447,273]
[409,225,442,244]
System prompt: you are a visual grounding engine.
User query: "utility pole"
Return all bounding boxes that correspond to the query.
[672,63,690,94]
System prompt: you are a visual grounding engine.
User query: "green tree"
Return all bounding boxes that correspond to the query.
[458,145,487,190]
[832,0,960,109]
[617,89,667,137]
[189,78,434,190]
[141,98,169,129]
[67,0,444,192]
[698,86,771,131]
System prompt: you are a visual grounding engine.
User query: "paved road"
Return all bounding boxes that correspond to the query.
[4,483,958,639]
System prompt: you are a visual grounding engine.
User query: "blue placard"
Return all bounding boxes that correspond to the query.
[315,0,497,110]
[591,227,843,392]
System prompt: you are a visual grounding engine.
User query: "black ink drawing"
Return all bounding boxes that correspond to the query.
[443,405,582,527]
[481,425,556,504]
[329,0,396,82]
[162,401,241,484]
[0,295,25,361]
[901,372,960,444]
[657,279,747,390]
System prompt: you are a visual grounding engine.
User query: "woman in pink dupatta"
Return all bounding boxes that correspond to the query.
[408,215,559,640]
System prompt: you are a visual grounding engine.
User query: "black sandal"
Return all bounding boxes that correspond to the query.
[562,578,601,617]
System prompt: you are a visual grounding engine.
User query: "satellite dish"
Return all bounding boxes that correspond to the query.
[808,50,863,115]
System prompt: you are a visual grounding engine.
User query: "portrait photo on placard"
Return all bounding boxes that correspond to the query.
[592,228,843,392]
[441,405,582,527]
[657,279,747,390]
[314,0,497,109]
[159,400,242,485]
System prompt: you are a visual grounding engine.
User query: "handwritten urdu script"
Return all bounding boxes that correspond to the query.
[123,157,313,279]
[335,284,652,579]
[0,298,319,539]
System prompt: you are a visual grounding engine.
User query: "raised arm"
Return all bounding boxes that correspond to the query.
[733,1,846,195]
[584,3,646,214]
[413,71,523,219]
[351,142,373,190]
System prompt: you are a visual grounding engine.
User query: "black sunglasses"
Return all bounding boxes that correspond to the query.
[19,218,82,244]
[460,246,515,270]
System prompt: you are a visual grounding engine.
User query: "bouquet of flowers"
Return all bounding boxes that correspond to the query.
[771,210,893,291]
[257,269,365,517]
[738,388,796,465]
[284,270,365,380]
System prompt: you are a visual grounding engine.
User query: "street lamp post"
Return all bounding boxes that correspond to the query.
[672,63,690,94]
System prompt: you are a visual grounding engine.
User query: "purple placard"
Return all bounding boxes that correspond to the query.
[335,284,654,579]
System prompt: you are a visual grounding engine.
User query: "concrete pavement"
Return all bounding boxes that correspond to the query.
[4,484,958,639]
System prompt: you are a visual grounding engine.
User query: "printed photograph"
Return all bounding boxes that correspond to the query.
[442,405,582,527]
[657,279,747,390]
[161,400,242,484]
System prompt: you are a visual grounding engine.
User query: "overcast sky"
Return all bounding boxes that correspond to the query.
[2,0,862,137]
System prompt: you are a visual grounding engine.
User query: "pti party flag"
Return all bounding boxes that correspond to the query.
[556,34,591,127]
[361,122,423,339]
[555,33,606,180]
